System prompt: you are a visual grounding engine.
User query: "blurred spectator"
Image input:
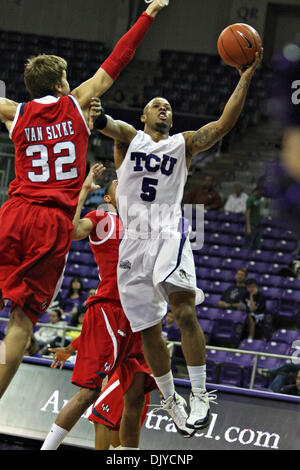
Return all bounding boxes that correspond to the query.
[184,175,222,210]
[244,278,266,340]
[130,92,146,109]
[107,89,127,108]
[244,186,262,250]
[66,311,85,342]
[224,183,248,214]
[70,288,96,327]
[61,277,86,316]
[217,268,248,310]
[258,364,300,395]
[34,309,68,352]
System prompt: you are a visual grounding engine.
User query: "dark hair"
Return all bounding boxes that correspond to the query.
[50,308,62,320]
[237,267,248,276]
[246,278,258,286]
[103,179,115,196]
[24,54,67,98]
[67,277,83,297]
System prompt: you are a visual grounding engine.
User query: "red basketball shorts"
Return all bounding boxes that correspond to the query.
[88,354,156,431]
[71,300,135,390]
[0,197,73,325]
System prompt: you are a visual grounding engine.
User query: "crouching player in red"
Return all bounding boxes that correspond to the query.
[41,167,156,450]
[0,0,168,400]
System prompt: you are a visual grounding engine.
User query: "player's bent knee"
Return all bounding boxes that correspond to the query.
[172,305,197,330]
[78,387,99,406]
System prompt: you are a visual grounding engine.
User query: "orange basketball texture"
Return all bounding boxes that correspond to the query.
[217,23,262,67]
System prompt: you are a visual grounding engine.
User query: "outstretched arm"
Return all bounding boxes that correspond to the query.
[73,163,106,240]
[0,98,19,132]
[184,51,263,165]
[71,0,168,116]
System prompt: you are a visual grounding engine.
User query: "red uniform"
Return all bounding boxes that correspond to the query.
[0,94,90,325]
[70,210,156,398]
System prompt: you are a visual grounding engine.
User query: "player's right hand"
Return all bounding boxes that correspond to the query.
[49,347,72,369]
[82,163,106,193]
[145,0,169,14]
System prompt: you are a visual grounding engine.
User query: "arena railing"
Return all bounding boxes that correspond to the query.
[0,316,298,391]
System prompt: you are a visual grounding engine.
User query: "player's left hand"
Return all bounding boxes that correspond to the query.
[237,49,263,78]
[88,96,103,130]
[83,163,106,193]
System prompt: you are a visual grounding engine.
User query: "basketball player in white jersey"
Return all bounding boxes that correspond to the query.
[94,50,262,436]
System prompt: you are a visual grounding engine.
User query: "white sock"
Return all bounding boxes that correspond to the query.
[187,365,206,391]
[119,447,139,450]
[40,423,69,450]
[154,370,175,399]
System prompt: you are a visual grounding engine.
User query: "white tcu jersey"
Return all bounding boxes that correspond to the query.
[116,130,187,237]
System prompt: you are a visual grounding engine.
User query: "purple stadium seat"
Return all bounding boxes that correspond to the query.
[199,256,221,269]
[209,281,232,295]
[272,251,294,265]
[230,235,244,247]
[277,289,300,324]
[283,277,300,291]
[246,261,270,274]
[261,286,284,300]
[204,220,219,233]
[220,222,243,235]
[217,212,242,224]
[211,309,246,347]
[197,279,212,292]
[264,341,290,356]
[259,274,284,288]
[219,352,254,387]
[62,275,72,289]
[206,349,228,383]
[249,250,274,263]
[262,227,282,240]
[209,234,232,246]
[204,210,219,221]
[70,240,86,252]
[203,293,220,307]
[265,299,279,317]
[196,267,211,280]
[206,268,231,282]
[90,267,100,280]
[67,264,91,278]
[275,239,297,253]
[239,338,267,352]
[229,247,251,260]
[198,245,210,256]
[268,263,284,275]
[271,328,300,344]
[244,356,287,389]
[221,258,244,271]
[260,238,279,251]
[81,278,98,291]
[198,318,214,344]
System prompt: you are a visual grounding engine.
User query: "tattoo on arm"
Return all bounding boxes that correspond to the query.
[189,123,222,157]
[233,76,251,101]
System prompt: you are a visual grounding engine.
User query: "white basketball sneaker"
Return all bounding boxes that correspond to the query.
[186,389,218,430]
[160,392,195,438]
[145,0,169,6]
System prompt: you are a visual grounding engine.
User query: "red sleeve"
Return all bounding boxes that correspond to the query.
[100,12,154,80]
[84,210,111,242]
[72,336,80,351]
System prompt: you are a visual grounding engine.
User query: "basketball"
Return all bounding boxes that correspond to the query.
[217,23,262,68]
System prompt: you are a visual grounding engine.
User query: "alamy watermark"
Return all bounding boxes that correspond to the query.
[0,80,6,99]
[291,80,300,105]
[95,200,205,250]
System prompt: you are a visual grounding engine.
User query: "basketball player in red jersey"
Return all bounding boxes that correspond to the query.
[0,0,168,399]
[41,166,156,450]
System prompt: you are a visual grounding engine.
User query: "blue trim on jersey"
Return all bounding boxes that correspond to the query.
[67,95,76,107]
[91,408,115,426]
[20,103,26,116]
[97,371,107,378]
[162,217,187,283]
